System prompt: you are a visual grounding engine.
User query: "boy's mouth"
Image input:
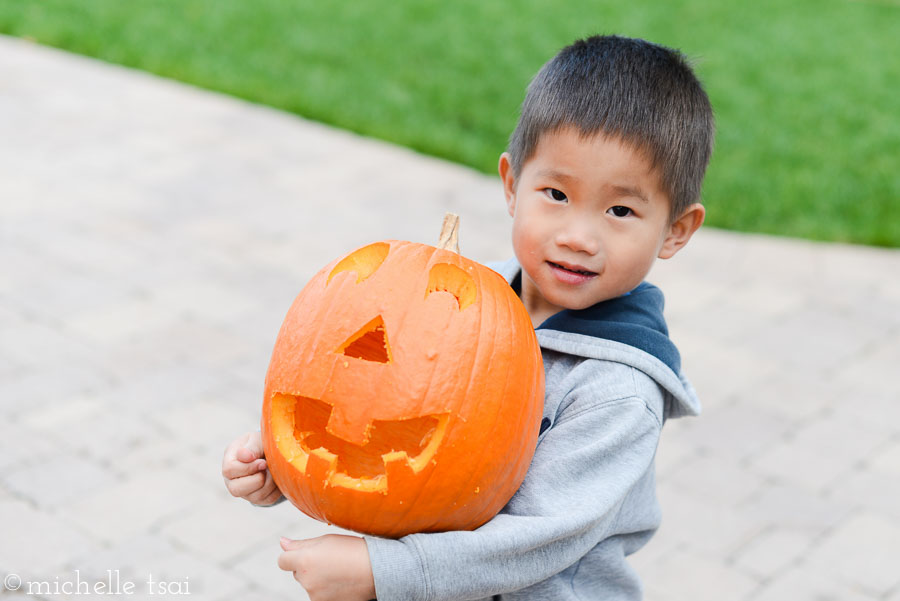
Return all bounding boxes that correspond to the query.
[548,261,597,277]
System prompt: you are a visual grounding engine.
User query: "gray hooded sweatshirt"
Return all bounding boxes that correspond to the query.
[363,258,701,600]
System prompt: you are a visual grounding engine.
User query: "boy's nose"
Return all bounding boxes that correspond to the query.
[555,224,601,256]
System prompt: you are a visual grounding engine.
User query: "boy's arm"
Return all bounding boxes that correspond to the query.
[364,387,663,601]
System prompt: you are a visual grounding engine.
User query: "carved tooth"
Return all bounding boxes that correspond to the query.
[382,451,417,491]
[306,448,338,486]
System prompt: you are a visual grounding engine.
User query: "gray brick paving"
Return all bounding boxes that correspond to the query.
[2,34,899,600]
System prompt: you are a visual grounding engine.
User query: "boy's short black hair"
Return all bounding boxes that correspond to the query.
[507,35,715,221]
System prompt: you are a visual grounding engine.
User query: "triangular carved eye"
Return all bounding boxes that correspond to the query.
[327,242,390,285]
[337,315,391,363]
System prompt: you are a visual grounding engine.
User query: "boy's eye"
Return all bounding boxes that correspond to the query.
[608,206,633,218]
[543,188,567,202]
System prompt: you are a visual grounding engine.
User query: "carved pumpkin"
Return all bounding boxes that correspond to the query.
[261,215,544,537]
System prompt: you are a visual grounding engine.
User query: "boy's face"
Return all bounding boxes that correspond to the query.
[499,127,703,322]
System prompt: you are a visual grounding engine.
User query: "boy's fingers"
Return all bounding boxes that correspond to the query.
[279,536,309,553]
[252,490,281,507]
[222,433,256,471]
[223,431,263,462]
[222,458,266,480]
[235,446,258,463]
[255,469,283,505]
[247,470,278,504]
[242,431,265,455]
[225,472,266,498]
[277,548,303,572]
[277,538,312,576]
[261,490,283,506]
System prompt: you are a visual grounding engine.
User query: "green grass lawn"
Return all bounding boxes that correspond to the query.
[2,0,898,246]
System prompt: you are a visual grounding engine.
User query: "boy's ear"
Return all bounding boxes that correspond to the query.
[498,152,517,217]
[658,203,705,259]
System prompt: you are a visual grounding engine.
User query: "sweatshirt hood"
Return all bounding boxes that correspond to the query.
[491,257,701,419]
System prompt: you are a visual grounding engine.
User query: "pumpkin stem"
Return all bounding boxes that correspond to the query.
[437,212,460,253]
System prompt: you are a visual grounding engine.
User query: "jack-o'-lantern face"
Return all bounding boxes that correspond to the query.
[262,240,543,538]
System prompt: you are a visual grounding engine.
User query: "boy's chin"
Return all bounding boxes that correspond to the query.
[546,288,625,310]
[543,292,607,312]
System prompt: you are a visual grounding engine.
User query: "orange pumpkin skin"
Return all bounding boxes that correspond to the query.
[261,240,544,538]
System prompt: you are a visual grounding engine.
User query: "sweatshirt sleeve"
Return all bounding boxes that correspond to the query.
[363,389,663,601]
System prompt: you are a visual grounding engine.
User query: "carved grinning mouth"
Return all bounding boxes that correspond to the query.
[270,393,449,493]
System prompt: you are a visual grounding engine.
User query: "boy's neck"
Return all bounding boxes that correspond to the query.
[519,271,564,328]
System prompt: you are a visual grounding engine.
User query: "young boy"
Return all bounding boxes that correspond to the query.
[222,34,713,600]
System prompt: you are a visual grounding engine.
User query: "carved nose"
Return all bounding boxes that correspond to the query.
[337,315,391,363]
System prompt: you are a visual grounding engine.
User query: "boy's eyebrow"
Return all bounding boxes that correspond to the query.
[611,185,649,203]
[535,168,576,184]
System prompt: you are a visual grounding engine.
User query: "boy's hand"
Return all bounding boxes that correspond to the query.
[278,534,376,601]
[221,431,283,506]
